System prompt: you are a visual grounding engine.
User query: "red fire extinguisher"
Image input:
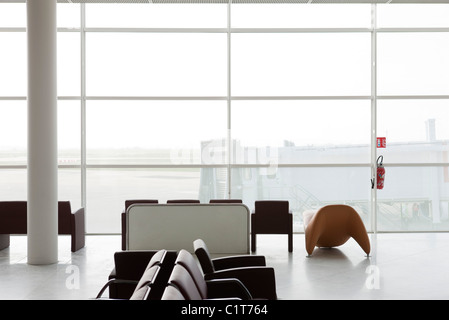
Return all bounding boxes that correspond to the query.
[375,155,385,190]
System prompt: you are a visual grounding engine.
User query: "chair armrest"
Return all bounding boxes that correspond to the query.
[71,207,85,252]
[109,268,117,280]
[72,208,85,226]
[73,207,84,216]
[205,267,277,300]
[206,278,252,300]
[204,298,242,301]
[96,279,139,299]
[121,209,127,250]
[212,255,266,271]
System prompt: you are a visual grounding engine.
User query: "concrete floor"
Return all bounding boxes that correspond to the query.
[1,233,449,300]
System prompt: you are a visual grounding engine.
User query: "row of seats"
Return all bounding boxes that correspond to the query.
[97,239,277,300]
[121,199,293,252]
[0,201,85,253]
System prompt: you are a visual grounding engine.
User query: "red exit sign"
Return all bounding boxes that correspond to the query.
[377,137,386,148]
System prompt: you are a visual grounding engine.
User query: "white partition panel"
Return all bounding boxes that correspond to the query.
[127,204,249,254]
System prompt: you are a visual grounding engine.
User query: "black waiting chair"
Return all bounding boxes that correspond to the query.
[103,249,176,299]
[209,199,243,204]
[251,200,293,253]
[165,249,252,300]
[193,239,277,300]
[166,199,200,204]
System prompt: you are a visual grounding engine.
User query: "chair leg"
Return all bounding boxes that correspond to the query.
[251,233,256,252]
[0,234,10,250]
[71,208,86,252]
[288,233,293,252]
[71,233,86,252]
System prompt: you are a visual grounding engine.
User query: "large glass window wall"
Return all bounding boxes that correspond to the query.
[1,2,449,234]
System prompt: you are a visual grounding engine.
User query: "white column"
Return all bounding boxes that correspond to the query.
[27,0,58,265]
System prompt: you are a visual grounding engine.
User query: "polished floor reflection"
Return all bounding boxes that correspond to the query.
[1,233,449,300]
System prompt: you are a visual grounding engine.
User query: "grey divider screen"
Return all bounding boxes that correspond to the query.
[126,203,250,254]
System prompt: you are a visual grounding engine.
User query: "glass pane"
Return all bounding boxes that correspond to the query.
[377,166,449,232]
[58,101,81,163]
[0,101,27,166]
[0,169,26,200]
[86,33,227,96]
[86,3,227,28]
[231,167,372,233]
[232,33,371,96]
[0,33,26,97]
[377,100,449,163]
[57,3,80,29]
[231,100,371,164]
[377,4,449,28]
[58,33,81,97]
[0,4,25,28]
[59,169,81,210]
[86,100,227,165]
[231,4,371,28]
[377,33,449,96]
[86,168,203,233]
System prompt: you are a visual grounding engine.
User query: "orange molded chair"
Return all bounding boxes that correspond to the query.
[303,205,370,256]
